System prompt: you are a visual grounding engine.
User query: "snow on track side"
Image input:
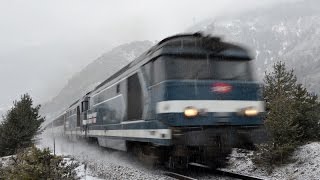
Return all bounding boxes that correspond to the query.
[226,142,320,180]
[38,132,173,180]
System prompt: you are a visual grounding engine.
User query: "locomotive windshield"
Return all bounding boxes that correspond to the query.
[151,56,253,84]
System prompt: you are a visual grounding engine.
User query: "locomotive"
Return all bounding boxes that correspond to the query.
[47,33,265,168]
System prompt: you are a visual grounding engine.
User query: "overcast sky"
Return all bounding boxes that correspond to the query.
[0,0,299,112]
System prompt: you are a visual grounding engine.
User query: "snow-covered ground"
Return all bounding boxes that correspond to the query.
[37,132,236,179]
[226,142,320,180]
[0,155,15,168]
[36,131,320,180]
[38,132,173,180]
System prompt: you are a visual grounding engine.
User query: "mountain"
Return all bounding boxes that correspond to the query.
[187,0,320,93]
[40,41,153,120]
[42,0,320,120]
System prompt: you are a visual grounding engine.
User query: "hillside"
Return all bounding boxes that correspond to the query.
[188,0,320,93]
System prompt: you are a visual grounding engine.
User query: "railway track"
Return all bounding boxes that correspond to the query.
[163,163,265,180]
[164,172,197,180]
[213,169,264,180]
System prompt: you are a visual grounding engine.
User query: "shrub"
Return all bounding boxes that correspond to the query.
[0,146,79,180]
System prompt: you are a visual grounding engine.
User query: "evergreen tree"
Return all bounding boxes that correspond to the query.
[292,84,320,141]
[256,61,320,166]
[263,62,301,146]
[0,94,44,156]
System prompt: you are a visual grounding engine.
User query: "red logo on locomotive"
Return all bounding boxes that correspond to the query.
[211,82,232,93]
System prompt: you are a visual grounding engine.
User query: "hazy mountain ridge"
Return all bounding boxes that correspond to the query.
[40,41,153,119]
[188,0,320,93]
[41,0,320,120]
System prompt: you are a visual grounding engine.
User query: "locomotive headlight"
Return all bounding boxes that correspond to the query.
[184,107,198,117]
[243,107,259,117]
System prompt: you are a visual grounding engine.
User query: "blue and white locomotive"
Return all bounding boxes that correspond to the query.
[48,33,265,168]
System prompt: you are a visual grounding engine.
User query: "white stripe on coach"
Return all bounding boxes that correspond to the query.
[156,100,265,114]
[72,129,172,139]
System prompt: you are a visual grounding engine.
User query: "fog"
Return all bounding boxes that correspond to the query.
[0,0,299,114]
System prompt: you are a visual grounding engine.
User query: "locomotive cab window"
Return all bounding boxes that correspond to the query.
[152,56,253,83]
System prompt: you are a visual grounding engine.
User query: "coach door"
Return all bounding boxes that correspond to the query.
[76,106,80,127]
[127,73,143,120]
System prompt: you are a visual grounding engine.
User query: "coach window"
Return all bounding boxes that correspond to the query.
[127,73,143,120]
[141,62,153,86]
[81,101,85,112]
[153,57,165,84]
[116,84,120,94]
[76,106,81,127]
[81,100,89,112]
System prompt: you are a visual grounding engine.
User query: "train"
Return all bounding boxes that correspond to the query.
[46,33,265,168]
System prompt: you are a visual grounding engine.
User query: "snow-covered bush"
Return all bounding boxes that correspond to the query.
[0,146,79,179]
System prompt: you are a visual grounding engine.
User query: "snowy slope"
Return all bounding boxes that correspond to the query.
[226,142,320,180]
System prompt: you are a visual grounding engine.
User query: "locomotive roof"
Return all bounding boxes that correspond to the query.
[94,33,252,91]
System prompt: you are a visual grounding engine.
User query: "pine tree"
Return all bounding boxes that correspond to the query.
[0,94,44,156]
[292,84,320,141]
[256,61,320,166]
[264,61,300,147]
